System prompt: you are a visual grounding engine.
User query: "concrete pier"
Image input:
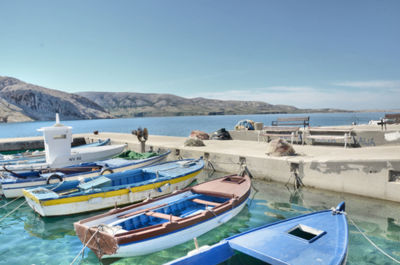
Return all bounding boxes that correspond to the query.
[75,127,400,203]
[1,124,399,203]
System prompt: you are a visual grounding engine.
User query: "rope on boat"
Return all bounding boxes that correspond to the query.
[70,229,100,265]
[349,216,400,264]
[0,200,27,222]
[0,196,23,209]
[49,179,65,191]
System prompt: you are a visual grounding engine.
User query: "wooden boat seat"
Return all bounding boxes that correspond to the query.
[145,211,182,222]
[192,198,221,207]
[117,203,168,219]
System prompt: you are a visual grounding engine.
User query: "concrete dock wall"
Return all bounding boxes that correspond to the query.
[82,132,400,203]
[1,131,399,203]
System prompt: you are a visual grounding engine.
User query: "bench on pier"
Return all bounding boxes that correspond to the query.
[305,127,353,148]
[258,116,310,144]
[376,113,400,130]
[258,126,302,144]
[385,113,400,124]
[271,116,310,129]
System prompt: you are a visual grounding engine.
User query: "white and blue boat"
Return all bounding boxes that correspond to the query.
[0,138,110,166]
[24,158,204,216]
[166,202,348,265]
[74,172,251,259]
[1,150,170,198]
[0,114,126,174]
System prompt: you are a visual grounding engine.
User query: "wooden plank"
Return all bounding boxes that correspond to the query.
[308,127,352,133]
[262,126,299,132]
[276,117,309,122]
[260,133,295,137]
[117,203,168,219]
[192,198,221,207]
[307,135,351,140]
[145,211,182,221]
[271,116,310,127]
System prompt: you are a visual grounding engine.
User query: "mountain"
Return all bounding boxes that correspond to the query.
[0,76,112,122]
[77,92,300,118]
[0,76,347,123]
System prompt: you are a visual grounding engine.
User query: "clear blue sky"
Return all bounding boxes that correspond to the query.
[1,0,399,110]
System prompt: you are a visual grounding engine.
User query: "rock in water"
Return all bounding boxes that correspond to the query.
[184,138,205,147]
[190,130,209,140]
[266,138,296,156]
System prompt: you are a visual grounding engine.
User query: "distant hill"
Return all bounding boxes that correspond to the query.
[77,91,300,118]
[0,76,112,122]
[0,76,348,123]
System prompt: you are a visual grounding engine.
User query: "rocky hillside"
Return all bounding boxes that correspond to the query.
[0,76,112,122]
[0,76,345,123]
[77,92,299,117]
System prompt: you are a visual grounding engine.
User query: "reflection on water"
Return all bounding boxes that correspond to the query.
[23,210,100,240]
[1,170,400,265]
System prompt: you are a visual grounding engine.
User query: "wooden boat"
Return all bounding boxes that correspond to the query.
[24,158,204,216]
[166,202,348,265]
[73,173,251,259]
[0,139,111,166]
[0,150,170,198]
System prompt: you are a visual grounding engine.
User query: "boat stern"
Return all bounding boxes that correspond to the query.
[23,187,59,216]
[74,222,119,258]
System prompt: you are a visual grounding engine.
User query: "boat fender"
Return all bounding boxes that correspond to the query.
[46,174,63,185]
[100,168,114,175]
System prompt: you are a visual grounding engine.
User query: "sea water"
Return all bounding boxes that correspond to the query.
[1,171,400,265]
[1,112,400,264]
[0,112,388,139]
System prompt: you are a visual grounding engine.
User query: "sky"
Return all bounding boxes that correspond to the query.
[0,0,399,110]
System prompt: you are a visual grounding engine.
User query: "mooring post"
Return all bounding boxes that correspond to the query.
[132,127,148,153]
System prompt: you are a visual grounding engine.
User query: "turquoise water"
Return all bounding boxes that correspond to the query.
[1,170,400,265]
[0,112,388,139]
[1,112,400,264]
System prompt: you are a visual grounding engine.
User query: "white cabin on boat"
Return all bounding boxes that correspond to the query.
[37,114,73,167]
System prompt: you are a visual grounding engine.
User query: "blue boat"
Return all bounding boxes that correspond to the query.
[166,202,348,265]
[24,158,204,216]
[0,150,170,198]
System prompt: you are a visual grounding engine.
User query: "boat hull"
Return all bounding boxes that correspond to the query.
[107,196,248,258]
[0,139,110,166]
[24,171,198,216]
[2,151,169,198]
[0,144,126,173]
[74,173,251,259]
[166,202,348,265]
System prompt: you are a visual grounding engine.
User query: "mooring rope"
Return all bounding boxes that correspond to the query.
[0,200,27,222]
[70,229,100,265]
[0,196,23,209]
[349,216,400,264]
[49,180,65,191]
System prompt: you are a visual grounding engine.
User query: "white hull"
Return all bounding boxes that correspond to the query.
[25,177,195,216]
[2,153,166,198]
[105,197,248,258]
[1,145,126,173]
